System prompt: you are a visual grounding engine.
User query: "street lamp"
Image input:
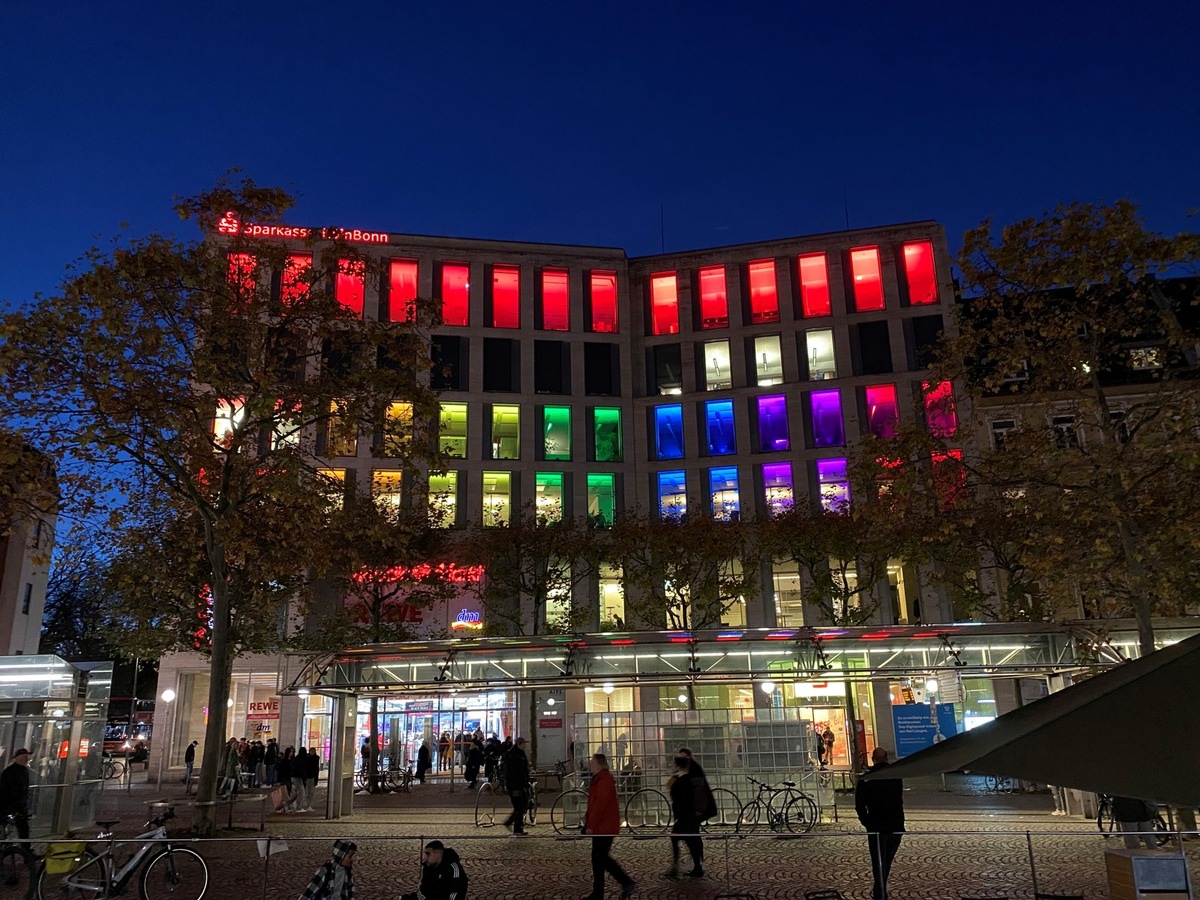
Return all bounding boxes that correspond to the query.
[155,688,176,791]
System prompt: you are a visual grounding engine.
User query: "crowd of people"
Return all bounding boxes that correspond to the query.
[205,737,322,812]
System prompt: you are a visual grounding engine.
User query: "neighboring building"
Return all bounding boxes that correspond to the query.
[0,436,56,655]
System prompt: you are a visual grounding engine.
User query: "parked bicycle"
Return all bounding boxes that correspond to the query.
[0,814,35,898]
[100,757,126,782]
[983,773,1015,794]
[36,805,208,900]
[736,775,817,834]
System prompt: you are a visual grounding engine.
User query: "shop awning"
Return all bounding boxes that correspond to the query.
[865,631,1200,807]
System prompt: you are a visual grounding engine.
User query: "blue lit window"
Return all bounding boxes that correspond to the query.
[756,395,790,451]
[709,466,740,521]
[705,399,736,455]
[654,404,685,460]
[657,470,687,519]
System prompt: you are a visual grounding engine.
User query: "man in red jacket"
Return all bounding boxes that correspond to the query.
[582,752,636,900]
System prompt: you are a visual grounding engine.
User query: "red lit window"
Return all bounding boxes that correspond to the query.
[698,265,728,329]
[864,384,900,438]
[849,247,884,311]
[932,448,966,508]
[492,265,520,328]
[335,258,365,316]
[923,380,958,437]
[590,271,618,333]
[903,241,939,305]
[748,259,778,323]
[441,263,470,326]
[541,268,569,331]
[227,254,256,310]
[281,253,312,305]
[650,272,679,335]
[798,254,831,317]
[388,259,418,323]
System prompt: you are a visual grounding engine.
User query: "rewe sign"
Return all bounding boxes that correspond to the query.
[247,699,281,722]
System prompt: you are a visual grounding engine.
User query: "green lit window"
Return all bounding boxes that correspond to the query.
[593,407,622,462]
[587,473,615,529]
[543,406,571,461]
[491,404,520,459]
[428,472,457,527]
[482,471,511,526]
[536,472,564,523]
[439,402,467,459]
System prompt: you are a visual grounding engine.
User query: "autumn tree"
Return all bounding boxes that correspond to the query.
[0,178,440,831]
[940,201,1200,653]
[610,514,759,632]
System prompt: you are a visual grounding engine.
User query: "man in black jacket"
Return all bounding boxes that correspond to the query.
[0,748,32,840]
[855,747,904,900]
[399,840,468,900]
[502,737,531,835]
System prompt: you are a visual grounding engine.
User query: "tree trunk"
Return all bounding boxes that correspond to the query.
[195,569,234,835]
[1116,517,1157,657]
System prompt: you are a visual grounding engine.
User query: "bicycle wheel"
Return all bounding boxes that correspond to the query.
[701,788,740,831]
[526,787,539,827]
[37,848,106,900]
[984,774,1000,792]
[550,789,588,834]
[624,788,671,834]
[1155,814,1171,848]
[784,793,818,833]
[736,798,766,834]
[139,846,208,900]
[474,782,501,827]
[0,844,34,894]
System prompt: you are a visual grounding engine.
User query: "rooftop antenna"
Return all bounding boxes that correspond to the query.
[660,202,666,254]
[842,177,851,230]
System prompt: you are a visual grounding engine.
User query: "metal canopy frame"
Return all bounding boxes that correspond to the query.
[284,620,1199,697]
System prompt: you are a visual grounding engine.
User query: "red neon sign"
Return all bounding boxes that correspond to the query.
[216,213,389,245]
[352,563,485,584]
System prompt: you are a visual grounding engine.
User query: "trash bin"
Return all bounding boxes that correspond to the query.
[1105,849,1192,900]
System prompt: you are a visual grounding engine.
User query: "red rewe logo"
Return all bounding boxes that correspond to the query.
[217,212,241,235]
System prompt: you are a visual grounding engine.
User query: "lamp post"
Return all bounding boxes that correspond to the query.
[155,688,176,791]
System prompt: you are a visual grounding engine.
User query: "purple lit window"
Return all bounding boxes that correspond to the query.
[757,395,790,451]
[810,389,844,447]
[816,458,850,512]
[762,462,794,517]
[864,384,899,438]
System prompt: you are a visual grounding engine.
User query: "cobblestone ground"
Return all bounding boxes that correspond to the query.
[29,774,1196,900]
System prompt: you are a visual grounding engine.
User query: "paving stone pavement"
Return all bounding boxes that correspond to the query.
[49,775,1199,900]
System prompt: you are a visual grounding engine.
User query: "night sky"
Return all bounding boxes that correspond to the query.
[3,2,1198,307]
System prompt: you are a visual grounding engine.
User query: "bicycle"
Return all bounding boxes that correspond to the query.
[101,758,126,782]
[475,777,538,829]
[736,775,817,834]
[385,767,414,793]
[1096,794,1170,847]
[0,815,35,898]
[983,773,1015,794]
[36,805,208,900]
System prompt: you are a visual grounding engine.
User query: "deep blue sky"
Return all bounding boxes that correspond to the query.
[3,2,1198,307]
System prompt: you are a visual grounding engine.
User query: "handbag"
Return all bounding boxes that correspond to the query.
[693,779,717,820]
[44,842,86,875]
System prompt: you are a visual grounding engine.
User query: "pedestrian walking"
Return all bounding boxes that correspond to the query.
[299,840,356,900]
[665,752,707,878]
[265,739,278,787]
[855,747,905,900]
[305,747,321,812]
[416,742,431,783]
[1112,796,1159,849]
[398,840,468,900]
[0,748,32,841]
[582,752,636,900]
[292,747,309,811]
[183,741,198,785]
[438,733,452,772]
[277,746,294,811]
[502,737,531,835]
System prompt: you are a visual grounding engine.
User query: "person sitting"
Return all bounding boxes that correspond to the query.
[300,840,356,900]
[129,742,150,767]
[398,840,468,900]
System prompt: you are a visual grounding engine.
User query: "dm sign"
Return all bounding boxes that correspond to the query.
[891,703,958,757]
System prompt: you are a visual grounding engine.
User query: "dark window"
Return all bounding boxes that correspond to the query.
[321,335,355,378]
[651,344,682,395]
[267,326,304,383]
[483,338,519,392]
[905,314,945,370]
[851,321,892,375]
[584,343,619,396]
[534,340,570,394]
[430,335,467,391]
[21,584,31,615]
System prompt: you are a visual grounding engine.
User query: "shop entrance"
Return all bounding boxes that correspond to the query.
[356,691,515,775]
